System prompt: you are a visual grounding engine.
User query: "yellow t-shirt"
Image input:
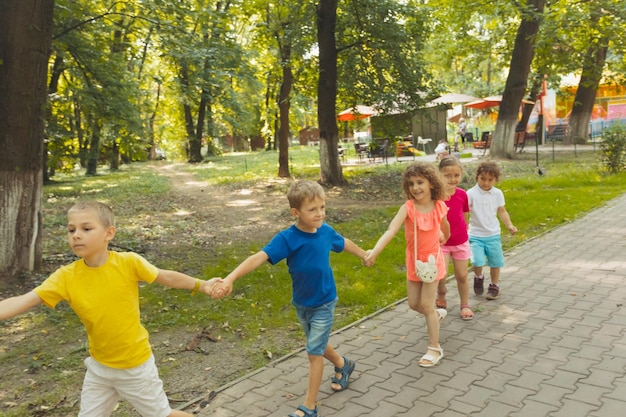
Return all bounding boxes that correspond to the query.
[35,251,159,369]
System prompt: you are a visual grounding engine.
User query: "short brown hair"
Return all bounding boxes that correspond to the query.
[287,180,325,209]
[475,161,501,181]
[68,201,115,228]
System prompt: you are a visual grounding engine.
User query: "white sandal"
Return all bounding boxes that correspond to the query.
[419,346,444,368]
[437,308,447,322]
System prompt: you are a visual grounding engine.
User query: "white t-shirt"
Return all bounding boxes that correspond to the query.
[467,184,505,237]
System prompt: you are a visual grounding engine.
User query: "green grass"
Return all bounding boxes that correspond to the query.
[36,149,626,341]
[173,148,626,337]
[43,149,626,339]
[2,147,625,416]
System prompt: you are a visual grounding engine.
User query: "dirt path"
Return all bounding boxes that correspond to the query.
[156,163,294,247]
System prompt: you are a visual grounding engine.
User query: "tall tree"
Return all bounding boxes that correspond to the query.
[567,5,613,144]
[316,0,432,186]
[0,0,55,280]
[491,0,546,158]
[316,0,344,186]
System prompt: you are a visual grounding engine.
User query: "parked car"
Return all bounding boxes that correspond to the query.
[155,149,166,160]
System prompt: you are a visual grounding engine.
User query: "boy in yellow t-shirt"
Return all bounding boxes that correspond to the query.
[0,201,220,417]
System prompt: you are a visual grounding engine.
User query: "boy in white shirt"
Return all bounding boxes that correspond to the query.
[467,162,517,300]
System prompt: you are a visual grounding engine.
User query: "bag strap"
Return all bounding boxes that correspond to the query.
[413,204,418,264]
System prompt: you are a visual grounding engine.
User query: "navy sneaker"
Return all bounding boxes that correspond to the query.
[486,283,500,300]
[474,276,484,295]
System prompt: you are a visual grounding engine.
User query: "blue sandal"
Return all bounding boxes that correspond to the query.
[331,356,355,392]
[287,404,318,417]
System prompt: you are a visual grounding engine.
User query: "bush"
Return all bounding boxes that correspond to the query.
[599,123,626,173]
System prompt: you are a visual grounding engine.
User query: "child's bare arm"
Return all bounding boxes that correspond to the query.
[155,270,220,296]
[497,206,517,235]
[364,205,406,266]
[0,291,43,321]
[440,216,451,244]
[343,238,368,260]
[214,251,270,298]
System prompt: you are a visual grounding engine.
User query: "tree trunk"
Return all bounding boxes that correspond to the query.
[316,0,345,186]
[110,140,120,171]
[190,94,207,163]
[44,52,65,182]
[568,43,607,145]
[86,119,102,176]
[491,0,546,158]
[0,0,54,280]
[74,99,87,167]
[277,42,293,178]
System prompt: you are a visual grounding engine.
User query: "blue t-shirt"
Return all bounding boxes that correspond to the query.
[263,223,345,308]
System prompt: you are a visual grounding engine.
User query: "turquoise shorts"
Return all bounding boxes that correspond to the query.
[469,235,505,268]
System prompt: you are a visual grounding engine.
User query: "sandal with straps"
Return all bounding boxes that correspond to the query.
[419,346,444,368]
[287,404,318,417]
[460,304,474,321]
[331,356,355,392]
[435,292,447,309]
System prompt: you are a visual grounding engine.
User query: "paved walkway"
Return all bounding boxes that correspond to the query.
[345,143,600,166]
[194,192,626,417]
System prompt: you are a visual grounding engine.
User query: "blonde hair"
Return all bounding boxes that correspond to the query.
[475,161,501,181]
[402,162,448,201]
[68,201,115,228]
[287,180,325,209]
[438,155,463,171]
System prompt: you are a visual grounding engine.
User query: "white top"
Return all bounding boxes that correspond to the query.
[467,184,505,237]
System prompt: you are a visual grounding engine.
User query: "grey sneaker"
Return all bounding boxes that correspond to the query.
[486,283,500,300]
[474,276,484,295]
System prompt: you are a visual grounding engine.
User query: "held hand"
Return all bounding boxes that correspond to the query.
[363,250,376,267]
[208,279,233,299]
[200,278,221,297]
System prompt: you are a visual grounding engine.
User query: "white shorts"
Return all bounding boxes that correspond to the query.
[79,354,172,417]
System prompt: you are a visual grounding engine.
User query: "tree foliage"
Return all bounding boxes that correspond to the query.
[3,0,626,278]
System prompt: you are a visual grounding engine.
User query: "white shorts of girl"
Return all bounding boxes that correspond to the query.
[79,354,172,417]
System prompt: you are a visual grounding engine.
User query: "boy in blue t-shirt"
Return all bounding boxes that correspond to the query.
[214,180,368,417]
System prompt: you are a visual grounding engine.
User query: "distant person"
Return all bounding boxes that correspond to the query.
[468,162,517,300]
[437,157,473,320]
[434,139,449,160]
[365,162,450,367]
[212,180,369,417]
[457,118,467,146]
[0,201,220,417]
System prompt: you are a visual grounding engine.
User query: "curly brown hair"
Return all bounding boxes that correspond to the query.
[475,161,501,181]
[401,162,448,201]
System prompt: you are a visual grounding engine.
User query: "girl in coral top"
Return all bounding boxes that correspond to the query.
[365,162,450,367]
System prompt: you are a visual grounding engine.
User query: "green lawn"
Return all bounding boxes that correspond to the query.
[41,149,626,339]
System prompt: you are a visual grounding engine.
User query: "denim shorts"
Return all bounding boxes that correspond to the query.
[294,298,337,356]
[469,235,505,268]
